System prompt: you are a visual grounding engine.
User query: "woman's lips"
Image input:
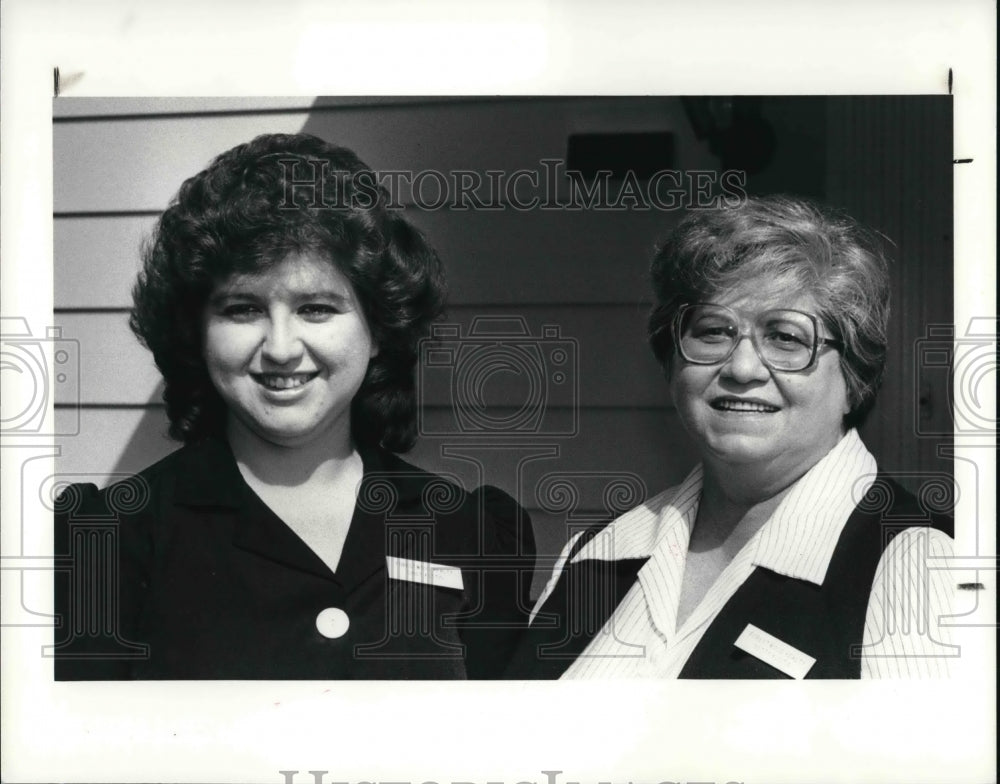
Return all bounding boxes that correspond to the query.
[252,372,319,391]
[710,397,781,413]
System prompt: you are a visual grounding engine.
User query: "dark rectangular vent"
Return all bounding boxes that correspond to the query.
[565,131,675,180]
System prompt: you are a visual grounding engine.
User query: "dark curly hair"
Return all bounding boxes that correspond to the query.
[647,195,891,429]
[130,133,446,452]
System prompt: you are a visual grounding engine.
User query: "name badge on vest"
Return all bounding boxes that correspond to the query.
[735,623,816,679]
[386,555,464,591]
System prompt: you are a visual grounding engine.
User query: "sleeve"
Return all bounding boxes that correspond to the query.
[458,484,537,679]
[53,481,154,680]
[861,527,958,678]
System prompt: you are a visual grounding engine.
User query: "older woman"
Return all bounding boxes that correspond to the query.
[53,133,534,680]
[507,195,954,679]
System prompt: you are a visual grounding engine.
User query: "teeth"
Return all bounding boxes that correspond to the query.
[257,374,314,390]
[714,400,778,413]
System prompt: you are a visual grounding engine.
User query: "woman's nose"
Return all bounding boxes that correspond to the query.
[260,315,304,365]
[720,335,771,382]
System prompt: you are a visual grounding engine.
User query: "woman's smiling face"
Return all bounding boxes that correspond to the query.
[202,252,378,449]
[669,279,851,482]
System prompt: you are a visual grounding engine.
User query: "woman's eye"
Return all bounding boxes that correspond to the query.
[692,323,735,342]
[299,303,340,319]
[221,303,262,320]
[766,329,808,348]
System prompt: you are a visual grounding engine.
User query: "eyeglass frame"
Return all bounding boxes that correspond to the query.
[671,302,845,373]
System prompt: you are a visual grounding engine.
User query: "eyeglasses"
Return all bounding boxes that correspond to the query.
[673,303,844,373]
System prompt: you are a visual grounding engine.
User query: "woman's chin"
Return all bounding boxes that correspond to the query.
[229,414,331,450]
[702,434,781,467]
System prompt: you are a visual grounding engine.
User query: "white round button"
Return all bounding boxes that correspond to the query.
[315,607,350,639]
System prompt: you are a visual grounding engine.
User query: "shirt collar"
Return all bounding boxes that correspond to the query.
[171,435,432,585]
[172,436,424,509]
[570,464,703,564]
[568,430,877,587]
[750,428,877,584]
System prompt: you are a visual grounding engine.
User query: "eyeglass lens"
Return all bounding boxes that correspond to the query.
[678,304,817,370]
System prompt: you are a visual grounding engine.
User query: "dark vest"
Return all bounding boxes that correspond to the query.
[505,476,952,679]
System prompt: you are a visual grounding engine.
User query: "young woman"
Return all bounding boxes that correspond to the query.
[54,133,534,680]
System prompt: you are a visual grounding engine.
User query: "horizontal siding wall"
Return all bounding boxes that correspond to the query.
[56,208,678,309]
[54,97,711,570]
[54,97,700,212]
[54,305,665,407]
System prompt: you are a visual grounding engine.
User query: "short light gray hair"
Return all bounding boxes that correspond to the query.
[648,195,891,427]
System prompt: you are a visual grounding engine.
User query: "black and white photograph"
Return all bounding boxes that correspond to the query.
[47,94,958,683]
[1,2,995,783]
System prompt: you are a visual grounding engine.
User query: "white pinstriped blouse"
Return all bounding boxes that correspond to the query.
[530,430,956,678]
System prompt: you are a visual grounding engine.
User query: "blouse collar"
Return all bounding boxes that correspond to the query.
[569,429,878,586]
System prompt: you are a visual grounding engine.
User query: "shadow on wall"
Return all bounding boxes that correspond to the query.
[112,385,178,478]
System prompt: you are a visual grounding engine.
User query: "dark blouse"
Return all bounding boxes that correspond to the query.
[53,437,535,679]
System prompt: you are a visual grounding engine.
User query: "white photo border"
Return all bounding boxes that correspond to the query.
[1,2,995,783]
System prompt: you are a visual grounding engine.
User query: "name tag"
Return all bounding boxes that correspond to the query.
[386,556,464,591]
[734,623,816,679]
